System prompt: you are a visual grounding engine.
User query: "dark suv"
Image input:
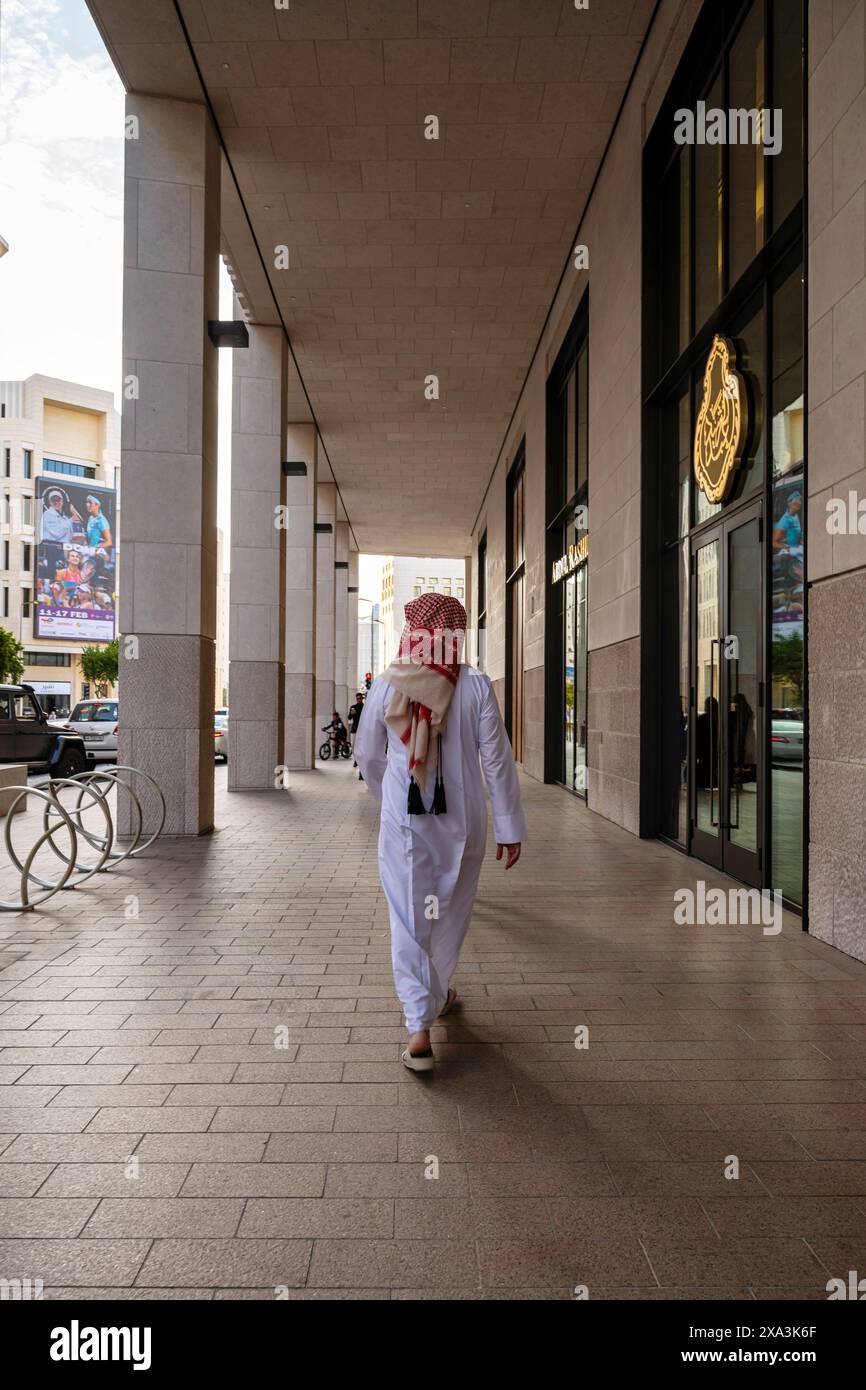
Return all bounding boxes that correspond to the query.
[0,684,89,778]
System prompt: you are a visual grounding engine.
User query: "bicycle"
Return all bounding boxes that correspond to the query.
[319,727,352,761]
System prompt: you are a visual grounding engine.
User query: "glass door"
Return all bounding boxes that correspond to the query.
[690,502,764,885]
[574,564,587,795]
[561,565,588,796]
[563,574,575,791]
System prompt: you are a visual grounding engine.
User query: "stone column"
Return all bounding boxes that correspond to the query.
[228,311,286,790]
[119,95,220,835]
[347,549,359,696]
[334,519,349,720]
[314,483,336,739]
[284,423,317,769]
[806,0,866,958]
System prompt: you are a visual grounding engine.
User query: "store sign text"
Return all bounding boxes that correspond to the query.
[551,534,589,584]
[693,335,749,504]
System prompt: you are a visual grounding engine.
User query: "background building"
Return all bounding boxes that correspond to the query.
[379,556,466,667]
[357,600,382,687]
[215,527,229,709]
[0,374,120,714]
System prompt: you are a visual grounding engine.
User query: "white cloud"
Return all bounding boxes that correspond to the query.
[0,0,124,399]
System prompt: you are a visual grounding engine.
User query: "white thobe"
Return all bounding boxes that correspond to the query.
[355,664,526,1033]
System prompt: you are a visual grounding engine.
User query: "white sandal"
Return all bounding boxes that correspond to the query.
[401,1046,434,1073]
[438,986,458,1017]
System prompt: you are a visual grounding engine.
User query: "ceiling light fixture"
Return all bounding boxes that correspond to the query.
[207,320,250,348]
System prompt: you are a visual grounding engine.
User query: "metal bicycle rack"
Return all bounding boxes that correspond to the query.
[0,766,166,912]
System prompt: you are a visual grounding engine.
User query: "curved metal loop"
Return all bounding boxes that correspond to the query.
[0,786,79,912]
[101,765,166,854]
[67,770,144,866]
[36,779,114,886]
[0,764,167,912]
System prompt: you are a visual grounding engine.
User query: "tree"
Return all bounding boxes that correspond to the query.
[80,638,118,697]
[771,631,804,701]
[0,627,25,683]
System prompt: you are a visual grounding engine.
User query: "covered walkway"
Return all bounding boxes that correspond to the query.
[1,769,865,1299]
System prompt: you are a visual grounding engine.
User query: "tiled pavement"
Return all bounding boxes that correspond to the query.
[1,763,866,1300]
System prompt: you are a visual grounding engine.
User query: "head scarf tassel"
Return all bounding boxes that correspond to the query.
[432,733,446,814]
[407,774,426,815]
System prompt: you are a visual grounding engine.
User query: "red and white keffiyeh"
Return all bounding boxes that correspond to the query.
[384,593,467,793]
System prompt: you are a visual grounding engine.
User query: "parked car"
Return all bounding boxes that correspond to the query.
[56,698,118,763]
[0,684,89,777]
[771,709,804,767]
[214,713,228,762]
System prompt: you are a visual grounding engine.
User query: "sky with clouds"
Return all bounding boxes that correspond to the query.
[0,0,125,393]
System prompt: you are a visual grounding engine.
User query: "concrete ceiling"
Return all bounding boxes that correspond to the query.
[88,0,654,554]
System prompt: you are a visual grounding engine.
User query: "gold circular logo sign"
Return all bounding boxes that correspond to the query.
[693,334,748,504]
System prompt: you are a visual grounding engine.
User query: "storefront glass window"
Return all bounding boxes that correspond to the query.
[546,300,588,796]
[772,0,804,230]
[661,391,692,545]
[476,533,487,670]
[507,455,526,762]
[564,575,575,792]
[647,0,804,906]
[576,347,588,493]
[729,295,765,501]
[728,1,766,287]
[574,565,588,794]
[694,70,724,331]
[659,539,690,844]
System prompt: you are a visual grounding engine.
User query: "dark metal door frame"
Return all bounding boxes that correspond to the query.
[689,498,764,887]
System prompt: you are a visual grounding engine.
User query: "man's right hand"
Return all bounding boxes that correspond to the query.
[495,843,521,870]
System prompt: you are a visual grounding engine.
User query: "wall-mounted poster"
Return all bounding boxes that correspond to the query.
[34,478,116,641]
[771,467,804,645]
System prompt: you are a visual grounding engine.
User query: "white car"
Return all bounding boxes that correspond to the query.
[214,712,228,762]
[771,711,804,767]
[59,698,118,762]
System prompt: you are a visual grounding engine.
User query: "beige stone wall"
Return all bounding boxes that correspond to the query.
[807,0,866,958]
[43,403,100,464]
[808,0,866,583]
[588,636,641,835]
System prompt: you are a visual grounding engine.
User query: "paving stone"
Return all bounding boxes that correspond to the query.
[0,1237,150,1286]
[38,1164,190,1199]
[307,1238,479,1289]
[238,1198,393,1238]
[134,1134,268,1163]
[180,1163,325,1197]
[0,1198,98,1237]
[263,1133,397,1163]
[0,1133,142,1163]
[135,1238,312,1288]
[0,1164,55,1197]
[83,1198,244,1238]
[2,768,865,1298]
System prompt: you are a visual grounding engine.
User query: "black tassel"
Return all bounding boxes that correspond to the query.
[407,776,426,815]
[432,733,447,815]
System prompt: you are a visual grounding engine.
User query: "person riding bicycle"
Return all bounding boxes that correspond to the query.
[321,711,350,756]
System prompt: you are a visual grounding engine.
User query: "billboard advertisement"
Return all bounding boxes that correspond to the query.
[771,466,804,645]
[35,477,117,641]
